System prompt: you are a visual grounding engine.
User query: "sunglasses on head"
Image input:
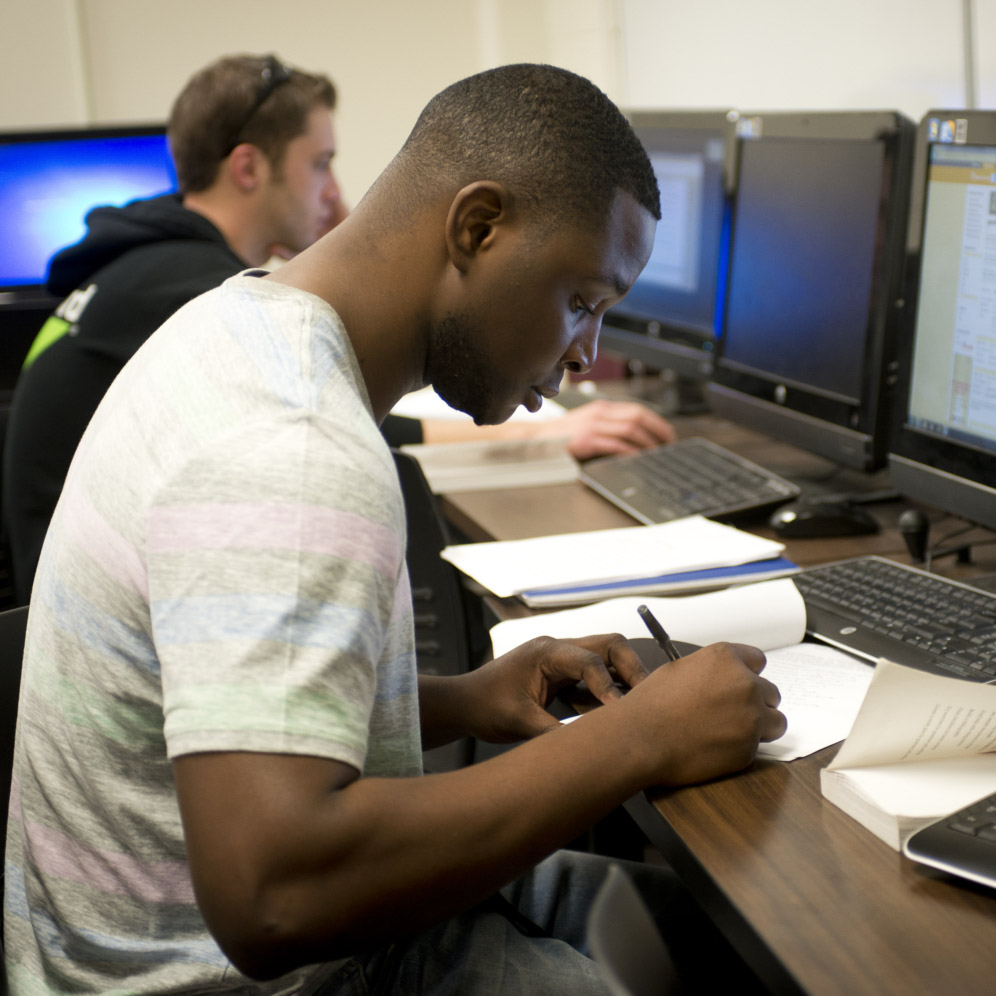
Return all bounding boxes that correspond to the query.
[223,54,293,157]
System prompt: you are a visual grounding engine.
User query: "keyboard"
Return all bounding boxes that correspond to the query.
[794,556,996,682]
[578,437,800,524]
[903,789,996,889]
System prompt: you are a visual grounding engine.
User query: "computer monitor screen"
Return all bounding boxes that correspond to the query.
[707,112,914,471]
[0,125,177,293]
[889,112,996,530]
[600,111,736,382]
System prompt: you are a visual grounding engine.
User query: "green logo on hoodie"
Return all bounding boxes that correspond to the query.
[22,283,97,369]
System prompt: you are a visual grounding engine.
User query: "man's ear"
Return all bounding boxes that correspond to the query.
[444,182,510,272]
[225,143,268,193]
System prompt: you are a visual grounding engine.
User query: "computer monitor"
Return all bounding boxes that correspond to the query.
[0,125,177,397]
[707,111,915,471]
[889,111,996,531]
[599,110,738,383]
[0,124,177,296]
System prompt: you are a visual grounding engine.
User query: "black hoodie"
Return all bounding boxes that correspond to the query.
[2,194,246,604]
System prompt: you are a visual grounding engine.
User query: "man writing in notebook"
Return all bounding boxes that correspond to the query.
[5,64,784,994]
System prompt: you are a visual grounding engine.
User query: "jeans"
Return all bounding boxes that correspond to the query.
[303,849,744,996]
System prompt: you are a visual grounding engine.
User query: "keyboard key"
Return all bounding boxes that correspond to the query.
[905,789,996,887]
[579,437,800,525]
[795,556,996,683]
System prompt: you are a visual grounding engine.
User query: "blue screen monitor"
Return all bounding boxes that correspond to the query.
[707,111,914,471]
[600,110,737,383]
[0,125,177,294]
[890,111,996,530]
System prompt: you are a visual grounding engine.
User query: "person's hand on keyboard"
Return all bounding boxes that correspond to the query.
[421,398,676,460]
[547,399,676,460]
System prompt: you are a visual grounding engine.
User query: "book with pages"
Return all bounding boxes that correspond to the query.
[820,659,996,850]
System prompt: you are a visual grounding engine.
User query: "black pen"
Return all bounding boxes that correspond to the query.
[637,604,681,661]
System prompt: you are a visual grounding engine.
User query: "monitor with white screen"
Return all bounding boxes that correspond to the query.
[890,111,996,530]
[599,110,737,384]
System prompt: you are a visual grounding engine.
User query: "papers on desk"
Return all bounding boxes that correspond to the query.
[490,580,875,762]
[821,659,996,850]
[757,643,873,761]
[392,385,566,423]
[441,515,795,604]
[400,438,578,494]
[489,580,808,654]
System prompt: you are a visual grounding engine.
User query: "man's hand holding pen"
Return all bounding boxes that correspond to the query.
[441,609,785,787]
[621,640,786,785]
[638,603,682,660]
[561,604,787,786]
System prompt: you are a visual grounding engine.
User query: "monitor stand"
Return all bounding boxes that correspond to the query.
[622,368,710,417]
[669,373,711,415]
[560,365,711,418]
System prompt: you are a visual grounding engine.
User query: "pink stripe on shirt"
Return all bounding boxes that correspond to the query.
[148,502,402,578]
[23,818,195,904]
[58,478,150,600]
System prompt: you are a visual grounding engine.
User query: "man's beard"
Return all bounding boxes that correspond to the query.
[428,310,510,425]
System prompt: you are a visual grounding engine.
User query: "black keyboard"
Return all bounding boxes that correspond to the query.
[904,789,996,888]
[794,556,996,682]
[578,437,800,524]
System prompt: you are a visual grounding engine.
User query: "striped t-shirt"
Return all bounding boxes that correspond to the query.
[4,272,421,993]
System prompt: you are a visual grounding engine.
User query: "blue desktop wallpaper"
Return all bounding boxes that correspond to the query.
[0,133,177,288]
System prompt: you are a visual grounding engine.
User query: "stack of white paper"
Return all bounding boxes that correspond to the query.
[441,515,794,604]
[392,385,566,423]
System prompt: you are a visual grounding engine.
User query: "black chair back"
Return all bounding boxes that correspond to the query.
[0,604,28,846]
[0,604,28,994]
[392,450,472,680]
[392,450,481,770]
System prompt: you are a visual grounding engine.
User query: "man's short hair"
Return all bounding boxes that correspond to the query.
[168,54,337,194]
[390,64,661,231]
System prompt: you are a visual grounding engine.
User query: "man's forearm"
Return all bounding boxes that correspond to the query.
[176,707,650,979]
[417,671,492,749]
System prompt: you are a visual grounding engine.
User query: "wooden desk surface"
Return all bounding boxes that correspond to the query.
[441,412,996,995]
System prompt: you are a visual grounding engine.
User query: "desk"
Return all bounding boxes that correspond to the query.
[441,412,996,995]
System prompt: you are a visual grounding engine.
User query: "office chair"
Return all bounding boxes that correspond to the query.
[0,603,27,832]
[0,406,19,610]
[0,604,28,996]
[392,449,490,771]
[587,863,678,996]
[392,449,473,679]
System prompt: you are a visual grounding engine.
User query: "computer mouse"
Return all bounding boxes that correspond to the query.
[768,500,880,539]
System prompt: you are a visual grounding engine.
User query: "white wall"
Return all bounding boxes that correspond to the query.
[0,0,623,208]
[2,0,993,205]
[617,0,996,120]
[0,0,89,125]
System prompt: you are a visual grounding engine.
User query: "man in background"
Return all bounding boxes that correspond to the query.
[2,52,344,604]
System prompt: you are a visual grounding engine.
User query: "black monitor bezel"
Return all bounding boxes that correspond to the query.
[600,109,739,382]
[0,122,173,299]
[707,110,915,471]
[889,110,996,530]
